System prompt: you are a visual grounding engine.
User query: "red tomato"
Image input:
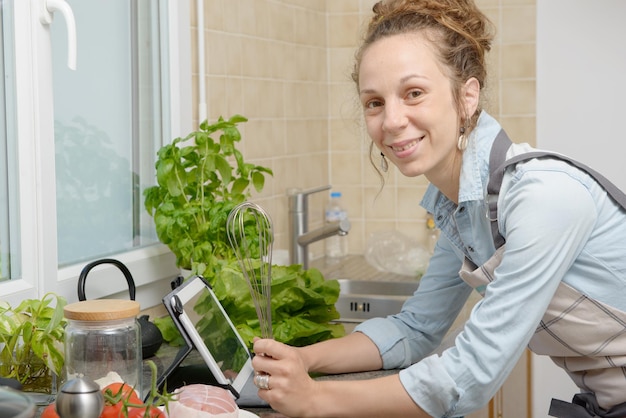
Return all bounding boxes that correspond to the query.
[102,382,142,405]
[126,405,165,418]
[41,403,60,418]
[99,403,123,418]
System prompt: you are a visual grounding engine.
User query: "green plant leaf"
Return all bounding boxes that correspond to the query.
[214,155,232,185]
[230,178,249,196]
[251,171,265,193]
[0,293,67,379]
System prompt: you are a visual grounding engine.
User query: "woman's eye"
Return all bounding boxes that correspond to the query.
[407,90,422,99]
[365,99,383,109]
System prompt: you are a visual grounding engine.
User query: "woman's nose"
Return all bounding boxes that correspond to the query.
[382,101,408,133]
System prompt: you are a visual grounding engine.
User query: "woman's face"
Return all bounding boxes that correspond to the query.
[358,32,462,183]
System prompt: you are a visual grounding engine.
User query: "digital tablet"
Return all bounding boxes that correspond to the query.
[162,275,255,400]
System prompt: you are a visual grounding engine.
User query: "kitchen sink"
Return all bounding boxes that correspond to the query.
[334,279,419,322]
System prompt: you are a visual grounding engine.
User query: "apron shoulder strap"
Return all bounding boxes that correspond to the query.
[487,130,626,248]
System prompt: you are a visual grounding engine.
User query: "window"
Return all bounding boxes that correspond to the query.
[1,0,190,307]
[0,0,21,284]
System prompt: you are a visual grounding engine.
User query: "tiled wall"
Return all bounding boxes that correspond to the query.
[191,0,536,262]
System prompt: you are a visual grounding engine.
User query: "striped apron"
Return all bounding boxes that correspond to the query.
[458,131,626,417]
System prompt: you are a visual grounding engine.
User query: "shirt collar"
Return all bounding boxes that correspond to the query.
[421,111,502,212]
[458,111,502,202]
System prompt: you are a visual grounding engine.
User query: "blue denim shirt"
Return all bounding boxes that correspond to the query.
[355,111,626,417]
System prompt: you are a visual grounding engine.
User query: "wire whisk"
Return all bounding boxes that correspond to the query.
[226,202,274,339]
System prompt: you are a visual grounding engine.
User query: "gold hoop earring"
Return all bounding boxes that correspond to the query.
[457,127,468,151]
[380,152,388,173]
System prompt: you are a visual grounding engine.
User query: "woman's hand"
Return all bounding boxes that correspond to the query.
[252,338,320,416]
[251,337,427,417]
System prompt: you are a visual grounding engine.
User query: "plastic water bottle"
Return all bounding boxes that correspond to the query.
[325,191,348,261]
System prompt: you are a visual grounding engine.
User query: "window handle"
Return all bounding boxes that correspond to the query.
[39,0,77,70]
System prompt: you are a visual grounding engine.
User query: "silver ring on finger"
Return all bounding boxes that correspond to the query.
[254,373,270,390]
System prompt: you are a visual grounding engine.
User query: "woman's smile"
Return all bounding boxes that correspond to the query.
[358,32,462,187]
[388,136,424,155]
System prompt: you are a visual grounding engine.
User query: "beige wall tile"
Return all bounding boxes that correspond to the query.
[327,1,359,13]
[328,14,362,48]
[476,0,500,9]
[238,0,260,37]
[285,119,328,155]
[501,79,536,115]
[503,0,536,5]
[267,1,295,42]
[297,154,329,191]
[189,0,537,261]
[396,187,428,221]
[364,185,394,219]
[359,0,379,14]
[241,79,284,119]
[501,6,536,44]
[207,32,242,76]
[294,8,327,46]
[291,46,327,82]
[283,82,328,118]
[329,82,361,121]
[243,119,285,160]
[500,116,536,145]
[273,156,302,195]
[289,0,326,12]
[329,118,363,152]
[331,152,363,186]
[501,43,535,79]
[329,47,357,83]
[240,38,275,79]
[202,0,226,31]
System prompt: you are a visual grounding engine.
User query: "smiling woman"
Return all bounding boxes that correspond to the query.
[0,0,191,307]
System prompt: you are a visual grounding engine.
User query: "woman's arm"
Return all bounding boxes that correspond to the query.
[253,337,430,418]
[300,331,382,374]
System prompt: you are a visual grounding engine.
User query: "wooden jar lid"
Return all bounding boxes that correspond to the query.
[64,299,140,321]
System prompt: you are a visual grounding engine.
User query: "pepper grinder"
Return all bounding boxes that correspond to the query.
[55,377,104,418]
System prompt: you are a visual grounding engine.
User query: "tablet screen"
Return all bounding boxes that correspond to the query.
[181,282,249,382]
[170,276,253,394]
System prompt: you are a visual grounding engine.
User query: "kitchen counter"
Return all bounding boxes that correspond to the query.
[140,325,400,418]
[34,256,422,417]
[245,369,401,418]
[33,344,399,418]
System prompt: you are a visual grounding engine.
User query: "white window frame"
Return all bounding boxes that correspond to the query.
[2,0,191,308]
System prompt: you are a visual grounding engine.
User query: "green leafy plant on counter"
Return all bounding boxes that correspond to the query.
[217,262,345,348]
[0,293,67,391]
[144,114,272,276]
[146,115,345,348]
[156,260,345,350]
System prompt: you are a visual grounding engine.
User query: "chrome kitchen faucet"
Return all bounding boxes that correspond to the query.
[287,185,351,270]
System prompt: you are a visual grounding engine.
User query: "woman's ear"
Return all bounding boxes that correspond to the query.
[463,77,481,117]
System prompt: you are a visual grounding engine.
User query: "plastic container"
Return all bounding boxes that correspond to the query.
[63,300,142,394]
[325,191,348,261]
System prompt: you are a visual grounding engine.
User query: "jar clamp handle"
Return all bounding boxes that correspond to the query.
[77,258,137,301]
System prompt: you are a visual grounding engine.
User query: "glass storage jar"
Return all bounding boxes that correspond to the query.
[63,300,142,394]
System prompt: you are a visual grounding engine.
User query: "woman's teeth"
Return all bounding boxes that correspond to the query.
[391,138,420,152]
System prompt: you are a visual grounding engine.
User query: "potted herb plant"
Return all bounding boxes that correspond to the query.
[0,293,67,395]
[144,115,345,348]
[144,115,272,277]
